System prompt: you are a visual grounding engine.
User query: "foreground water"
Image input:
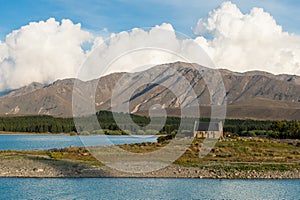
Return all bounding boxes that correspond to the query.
[0,134,157,150]
[0,178,299,199]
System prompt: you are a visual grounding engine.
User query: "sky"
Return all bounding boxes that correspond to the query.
[0,0,300,91]
[1,0,300,38]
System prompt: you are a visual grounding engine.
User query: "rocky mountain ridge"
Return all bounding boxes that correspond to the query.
[1,62,299,120]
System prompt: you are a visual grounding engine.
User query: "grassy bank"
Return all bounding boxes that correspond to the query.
[1,137,299,173]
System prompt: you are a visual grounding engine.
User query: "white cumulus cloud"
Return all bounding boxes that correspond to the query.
[79,23,213,81]
[193,1,300,75]
[0,19,212,91]
[0,18,92,90]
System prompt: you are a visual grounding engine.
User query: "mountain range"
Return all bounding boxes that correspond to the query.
[1,62,300,120]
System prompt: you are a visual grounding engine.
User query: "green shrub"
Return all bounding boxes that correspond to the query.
[69,131,77,136]
[49,152,63,159]
[105,130,122,135]
[145,129,159,135]
[79,131,90,135]
[248,131,256,137]
[91,130,105,135]
[157,134,175,143]
[267,131,279,139]
[136,130,146,135]
[122,130,132,135]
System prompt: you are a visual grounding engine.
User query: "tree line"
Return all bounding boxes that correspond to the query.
[0,111,299,138]
[269,120,300,139]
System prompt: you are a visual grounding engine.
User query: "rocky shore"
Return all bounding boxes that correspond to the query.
[0,154,299,179]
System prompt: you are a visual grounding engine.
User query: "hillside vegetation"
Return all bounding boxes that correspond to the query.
[0,111,299,139]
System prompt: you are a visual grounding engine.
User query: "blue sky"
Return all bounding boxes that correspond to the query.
[0,0,300,39]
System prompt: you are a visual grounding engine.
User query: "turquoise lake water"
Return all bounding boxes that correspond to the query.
[0,178,299,199]
[0,134,157,150]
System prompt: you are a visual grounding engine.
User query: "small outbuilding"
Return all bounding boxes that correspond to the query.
[194,121,223,138]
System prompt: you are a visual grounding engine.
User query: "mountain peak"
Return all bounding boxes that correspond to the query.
[3,82,45,98]
[0,61,299,120]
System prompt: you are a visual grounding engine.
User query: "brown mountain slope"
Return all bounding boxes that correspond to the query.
[0,62,299,120]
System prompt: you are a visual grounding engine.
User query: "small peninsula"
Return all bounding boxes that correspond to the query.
[0,137,299,179]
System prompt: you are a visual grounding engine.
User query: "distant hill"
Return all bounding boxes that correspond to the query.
[1,62,300,120]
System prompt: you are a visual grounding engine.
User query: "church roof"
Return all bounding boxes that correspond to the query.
[195,122,221,131]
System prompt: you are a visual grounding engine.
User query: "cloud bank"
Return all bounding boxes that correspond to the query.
[0,1,300,91]
[0,18,92,90]
[193,1,300,74]
[78,23,213,81]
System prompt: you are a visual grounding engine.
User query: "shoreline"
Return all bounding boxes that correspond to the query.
[1,167,299,179]
[0,154,299,179]
[0,131,71,136]
[0,131,158,137]
[0,137,299,179]
[2,177,300,180]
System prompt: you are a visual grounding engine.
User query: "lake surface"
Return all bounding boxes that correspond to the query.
[0,134,157,150]
[0,178,299,199]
